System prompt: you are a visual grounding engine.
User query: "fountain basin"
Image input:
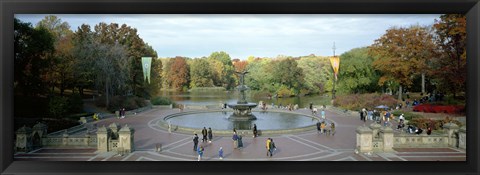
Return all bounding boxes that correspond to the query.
[227,102,258,120]
[163,110,319,131]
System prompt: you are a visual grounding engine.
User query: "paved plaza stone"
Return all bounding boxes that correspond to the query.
[14,107,466,161]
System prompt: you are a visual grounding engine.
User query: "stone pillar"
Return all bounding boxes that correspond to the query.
[15,126,32,152]
[109,123,119,139]
[62,130,69,146]
[381,126,394,152]
[32,122,48,138]
[443,122,459,148]
[96,125,111,152]
[369,123,382,139]
[119,124,135,153]
[32,122,48,148]
[458,126,466,150]
[356,126,373,153]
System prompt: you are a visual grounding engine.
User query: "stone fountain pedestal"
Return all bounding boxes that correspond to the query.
[227,80,258,121]
[227,102,258,121]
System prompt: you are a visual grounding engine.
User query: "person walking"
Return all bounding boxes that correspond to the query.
[253,124,258,138]
[237,135,243,148]
[266,138,271,157]
[360,109,364,121]
[197,146,204,161]
[321,109,326,120]
[232,132,239,149]
[268,138,275,157]
[168,121,172,133]
[207,127,213,143]
[193,134,199,151]
[316,121,321,134]
[330,122,336,136]
[202,127,208,143]
[218,147,224,160]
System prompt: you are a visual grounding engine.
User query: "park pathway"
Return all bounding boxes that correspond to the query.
[14,107,466,161]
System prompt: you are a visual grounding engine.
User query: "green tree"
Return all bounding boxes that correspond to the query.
[296,55,331,95]
[14,18,55,96]
[270,58,305,96]
[337,47,381,94]
[208,51,235,89]
[244,58,273,92]
[190,58,215,88]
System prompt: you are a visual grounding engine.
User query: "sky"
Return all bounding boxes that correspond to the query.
[15,14,440,59]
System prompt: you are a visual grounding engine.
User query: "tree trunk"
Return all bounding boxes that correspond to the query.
[398,85,403,101]
[421,73,425,94]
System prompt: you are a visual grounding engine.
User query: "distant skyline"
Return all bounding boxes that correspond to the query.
[15,14,440,59]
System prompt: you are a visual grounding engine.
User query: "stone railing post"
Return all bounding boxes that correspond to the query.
[458,126,466,150]
[62,130,69,146]
[119,124,135,153]
[32,122,48,148]
[96,125,111,152]
[15,126,33,152]
[381,126,394,152]
[369,123,382,139]
[356,126,373,153]
[443,122,459,148]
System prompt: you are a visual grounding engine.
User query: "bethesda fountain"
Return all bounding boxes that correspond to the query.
[227,71,258,121]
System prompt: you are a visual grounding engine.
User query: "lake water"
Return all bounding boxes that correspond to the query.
[159,90,331,108]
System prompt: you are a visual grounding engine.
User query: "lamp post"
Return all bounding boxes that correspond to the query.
[329,42,340,99]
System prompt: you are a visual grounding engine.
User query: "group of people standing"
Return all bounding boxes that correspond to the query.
[193,127,214,161]
[118,108,126,119]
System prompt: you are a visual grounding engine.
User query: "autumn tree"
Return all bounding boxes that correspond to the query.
[37,15,75,96]
[432,14,466,98]
[92,22,157,98]
[369,25,436,100]
[163,57,190,91]
[233,59,249,72]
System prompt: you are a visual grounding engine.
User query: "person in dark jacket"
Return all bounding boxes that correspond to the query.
[193,134,199,151]
[207,127,213,143]
[202,127,208,142]
[253,124,258,138]
[237,135,243,148]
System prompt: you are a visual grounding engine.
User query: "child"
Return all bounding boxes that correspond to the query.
[219,147,224,160]
[197,146,204,161]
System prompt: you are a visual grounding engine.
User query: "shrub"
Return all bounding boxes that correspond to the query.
[276,85,294,98]
[333,93,398,111]
[67,94,84,113]
[48,96,69,118]
[96,95,148,112]
[391,111,422,121]
[151,96,174,105]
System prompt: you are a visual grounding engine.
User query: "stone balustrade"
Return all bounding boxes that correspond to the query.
[356,122,466,153]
